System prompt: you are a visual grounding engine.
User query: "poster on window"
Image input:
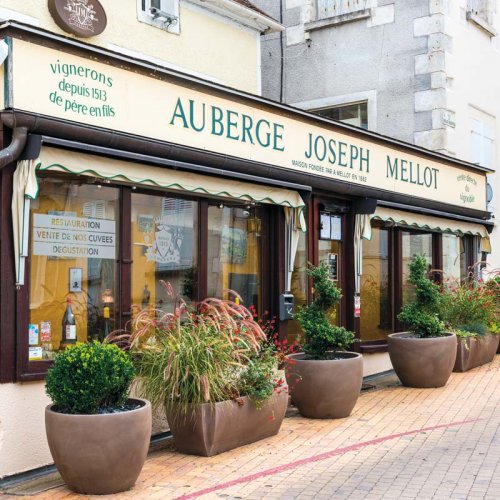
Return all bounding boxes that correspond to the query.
[33,214,116,259]
[221,227,247,264]
[354,295,361,318]
[327,253,338,281]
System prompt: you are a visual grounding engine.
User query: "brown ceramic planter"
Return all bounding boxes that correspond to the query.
[45,398,152,495]
[166,390,288,457]
[388,333,456,388]
[454,334,500,372]
[285,352,363,419]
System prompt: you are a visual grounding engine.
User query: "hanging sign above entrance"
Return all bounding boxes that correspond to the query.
[8,39,487,212]
[48,0,107,38]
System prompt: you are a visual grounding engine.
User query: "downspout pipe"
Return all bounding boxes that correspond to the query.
[0,125,29,170]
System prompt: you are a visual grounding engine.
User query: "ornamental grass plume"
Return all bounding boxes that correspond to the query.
[106,283,283,414]
[440,274,498,336]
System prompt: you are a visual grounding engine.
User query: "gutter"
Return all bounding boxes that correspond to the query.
[0,124,28,170]
[187,0,284,33]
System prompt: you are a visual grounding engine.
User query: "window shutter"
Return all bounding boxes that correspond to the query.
[83,200,106,219]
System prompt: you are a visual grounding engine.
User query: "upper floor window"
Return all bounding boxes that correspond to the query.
[137,0,180,34]
[471,118,494,169]
[467,0,496,36]
[317,0,368,20]
[314,102,368,130]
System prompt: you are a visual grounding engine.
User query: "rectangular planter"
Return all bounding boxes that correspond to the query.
[453,334,500,372]
[166,390,288,456]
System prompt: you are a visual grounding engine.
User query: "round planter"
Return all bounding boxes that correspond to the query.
[388,333,457,388]
[285,352,363,419]
[45,398,152,495]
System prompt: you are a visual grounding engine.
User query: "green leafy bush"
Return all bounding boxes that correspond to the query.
[441,277,498,336]
[398,255,445,338]
[296,263,355,359]
[45,341,135,414]
[239,345,280,409]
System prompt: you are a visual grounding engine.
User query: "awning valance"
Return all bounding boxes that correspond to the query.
[372,206,491,253]
[36,147,307,231]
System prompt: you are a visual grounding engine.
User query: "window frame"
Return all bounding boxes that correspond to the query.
[14,174,272,381]
[313,101,369,130]
[137,0,180,35]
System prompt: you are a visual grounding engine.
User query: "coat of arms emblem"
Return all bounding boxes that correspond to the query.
[48,0,107,38]
[146,218,183,265]
[64,0,99,33]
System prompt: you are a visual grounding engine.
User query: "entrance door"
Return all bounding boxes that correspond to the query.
[313,199,347,326]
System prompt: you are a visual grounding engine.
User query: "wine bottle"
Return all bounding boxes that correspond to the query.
[101,305,111,342]
[61,297,77,347]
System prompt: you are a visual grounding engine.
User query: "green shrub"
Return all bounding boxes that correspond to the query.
[398,255,445,338]
[441,277,498,336]
[296,263,355,359]
[45,341,135,414]
[239,345,279,409]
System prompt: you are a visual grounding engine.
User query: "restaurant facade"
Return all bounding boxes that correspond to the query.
[0,22,492,476]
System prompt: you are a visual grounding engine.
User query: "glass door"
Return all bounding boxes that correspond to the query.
[317,209,344,325]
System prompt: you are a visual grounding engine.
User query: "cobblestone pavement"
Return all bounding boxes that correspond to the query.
[17,356,500,499]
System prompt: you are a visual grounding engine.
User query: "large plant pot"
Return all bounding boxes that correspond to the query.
[166,390,288,457]
[285,352,363,419]
[45,398,152,495]
[388,333,456,388]
[454,334,500,372]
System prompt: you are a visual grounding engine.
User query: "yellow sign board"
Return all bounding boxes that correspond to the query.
[8,39,486,211]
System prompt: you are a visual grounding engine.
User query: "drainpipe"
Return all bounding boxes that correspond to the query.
[0,125,29,170]
[279,0,284,103]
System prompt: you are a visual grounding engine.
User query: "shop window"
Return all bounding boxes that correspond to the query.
[131,193,198,314]
[29,178,119,362]
[442,234,469,287]
[287,229,308,344]
[401,231,433,305]
[314,102,368,130]
[360,227,391,341]
[207,204,262,314]
[137,0,180,34]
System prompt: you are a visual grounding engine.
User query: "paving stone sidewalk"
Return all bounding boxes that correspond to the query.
[10,356,500,499]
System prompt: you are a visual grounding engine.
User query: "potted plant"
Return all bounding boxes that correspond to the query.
[45,341,152,495]
[388,255,456,388]
[440,278,499,372]
[117,292,288,457]
[285,263,363,419]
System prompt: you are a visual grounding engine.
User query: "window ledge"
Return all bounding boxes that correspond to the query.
[466,11,497,37]
[305,10,371,33]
